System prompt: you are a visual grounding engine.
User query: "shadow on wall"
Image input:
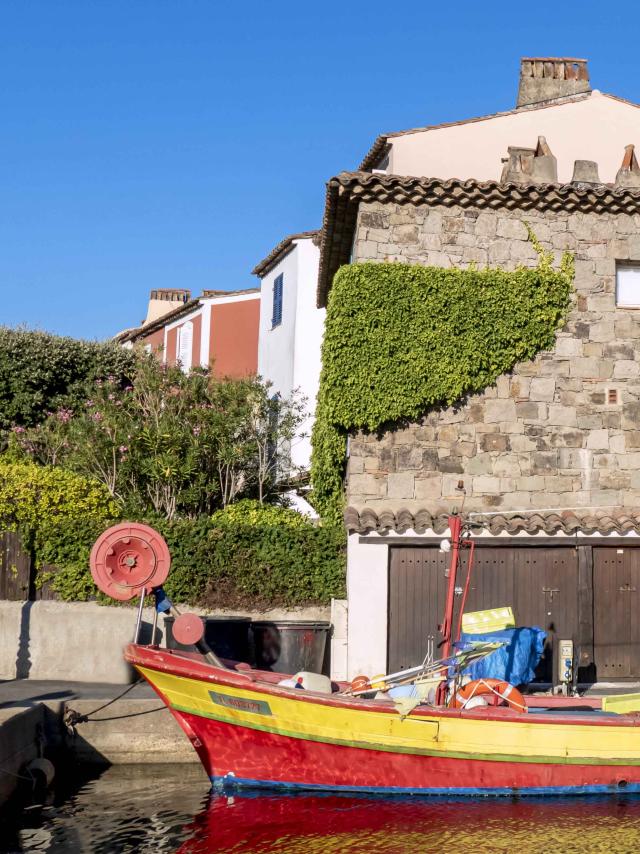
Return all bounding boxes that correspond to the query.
[15,601,33,679]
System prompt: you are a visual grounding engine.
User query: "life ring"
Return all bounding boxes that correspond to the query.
[451,678,527,713]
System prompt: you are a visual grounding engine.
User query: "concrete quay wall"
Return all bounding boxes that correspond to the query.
[0,600,331,684]
[62,699,199,766]
[0,705,44,806]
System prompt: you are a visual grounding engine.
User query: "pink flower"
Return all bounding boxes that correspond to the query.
[12,425,26,434]
[119,445,128,454]
[192,426,201,436]
[91,411,103,423]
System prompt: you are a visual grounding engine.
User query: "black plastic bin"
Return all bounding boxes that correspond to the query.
[164,616,251,662]
[250,621,331,675]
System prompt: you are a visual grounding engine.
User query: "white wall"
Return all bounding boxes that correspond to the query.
[292,238,324,469]
[346,534,388,680]
[257,237,324,471]
[388,92,640,183]
[258,247,298,401]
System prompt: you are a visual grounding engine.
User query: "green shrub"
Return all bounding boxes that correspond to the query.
[202,501,345,608]
[159,501,345,608]
[311,241,574,516]
[0,460,119,600]
[0,326,135,430]
[0,464,345,606]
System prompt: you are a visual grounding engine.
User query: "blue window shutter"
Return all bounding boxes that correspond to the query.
[272,274,283,327]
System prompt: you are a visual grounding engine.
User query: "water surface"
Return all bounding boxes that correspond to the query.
[3,764,640,853]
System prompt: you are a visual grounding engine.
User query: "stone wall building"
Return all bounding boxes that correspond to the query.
[345,186,640,516]
[317,58,640,684]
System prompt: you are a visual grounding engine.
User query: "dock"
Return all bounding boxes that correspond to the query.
[0,679,201,807]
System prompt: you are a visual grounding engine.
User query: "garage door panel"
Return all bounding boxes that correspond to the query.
[594,547,640,679]
[388,545,579,677]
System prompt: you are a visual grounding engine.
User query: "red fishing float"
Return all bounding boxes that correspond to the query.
[173,613,205,646]
[90,522,171,601]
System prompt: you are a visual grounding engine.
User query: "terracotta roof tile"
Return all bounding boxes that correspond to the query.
[317,170,640,307]
[345,507,640,536]
[115,299,201,344]
[252,230,320,278]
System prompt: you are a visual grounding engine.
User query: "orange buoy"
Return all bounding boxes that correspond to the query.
[350,675,370,693]
[451,678,527,713]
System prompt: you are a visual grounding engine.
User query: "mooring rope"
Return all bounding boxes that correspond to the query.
[64,678,163,733]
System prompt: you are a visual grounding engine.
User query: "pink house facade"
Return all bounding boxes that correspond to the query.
[117,288,260,379]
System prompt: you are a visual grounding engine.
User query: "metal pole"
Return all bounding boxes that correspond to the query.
[133,589,146,644]
[151,605,159,646]
[436,514,462,706]
[440,514,462,661]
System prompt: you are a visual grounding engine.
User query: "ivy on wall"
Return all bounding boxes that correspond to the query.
[310,237,574,517]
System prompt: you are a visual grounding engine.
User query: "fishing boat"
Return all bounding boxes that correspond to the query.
[93,519,640,796]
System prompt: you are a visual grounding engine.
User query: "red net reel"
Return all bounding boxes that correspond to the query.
[90,522,171,601]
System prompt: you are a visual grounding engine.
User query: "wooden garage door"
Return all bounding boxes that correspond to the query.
[388,545,579,676]
[593,546,640,679]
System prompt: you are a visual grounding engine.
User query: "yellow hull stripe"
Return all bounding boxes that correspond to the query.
[138,666,640,767]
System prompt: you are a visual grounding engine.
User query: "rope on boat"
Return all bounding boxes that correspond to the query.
[64,679,163,733]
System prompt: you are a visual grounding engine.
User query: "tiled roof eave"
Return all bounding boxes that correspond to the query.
[316,170,640,307]
[116,299,202,343]
[252,230,320,278]
[345,507,640,537]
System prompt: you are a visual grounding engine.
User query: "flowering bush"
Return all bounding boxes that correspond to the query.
[9,356,307,519]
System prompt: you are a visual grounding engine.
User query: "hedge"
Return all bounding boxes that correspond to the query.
[310,238,574,516]
[0,460,119,600]
[0,327,135,430]
[0,462,345,606]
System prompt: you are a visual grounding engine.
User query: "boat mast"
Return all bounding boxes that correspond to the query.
[440,512,462,662]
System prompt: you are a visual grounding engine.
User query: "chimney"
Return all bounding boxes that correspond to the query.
[500,136,558,184]
[143,289,191,325]
[615,145,640,189]
[517,58,591,108]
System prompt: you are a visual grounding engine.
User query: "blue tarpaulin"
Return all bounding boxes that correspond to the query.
[457,627,546,686]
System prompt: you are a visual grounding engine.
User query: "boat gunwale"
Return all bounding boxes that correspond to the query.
[125,643,640,730]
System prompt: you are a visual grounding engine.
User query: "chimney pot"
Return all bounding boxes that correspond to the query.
[517,57,591,108]
[571,160,601,186]
[500,137,557,184]
[615,144,640,189]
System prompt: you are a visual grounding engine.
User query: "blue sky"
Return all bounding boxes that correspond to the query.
[0,1,633,339]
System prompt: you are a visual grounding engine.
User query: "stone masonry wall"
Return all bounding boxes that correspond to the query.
[347,200,640,513]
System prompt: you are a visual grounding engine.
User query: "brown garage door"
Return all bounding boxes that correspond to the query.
[388,545,579,676]
[594,546,640,679]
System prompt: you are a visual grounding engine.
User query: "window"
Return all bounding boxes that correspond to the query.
[177,321,193,372]
[271,274,284,327]
[616,264,640,307]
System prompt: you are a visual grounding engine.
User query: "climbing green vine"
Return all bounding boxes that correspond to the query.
[310,235,574,518]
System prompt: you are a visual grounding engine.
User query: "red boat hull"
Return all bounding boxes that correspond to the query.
[176,709,640,795]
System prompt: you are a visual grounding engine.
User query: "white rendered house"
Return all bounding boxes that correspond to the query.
[253,231,324,476]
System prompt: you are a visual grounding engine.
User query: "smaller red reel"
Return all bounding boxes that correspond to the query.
[173,613,205,646]
[90,522,171,601]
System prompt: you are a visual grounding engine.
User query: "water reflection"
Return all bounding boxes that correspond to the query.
[4,765,640,854]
